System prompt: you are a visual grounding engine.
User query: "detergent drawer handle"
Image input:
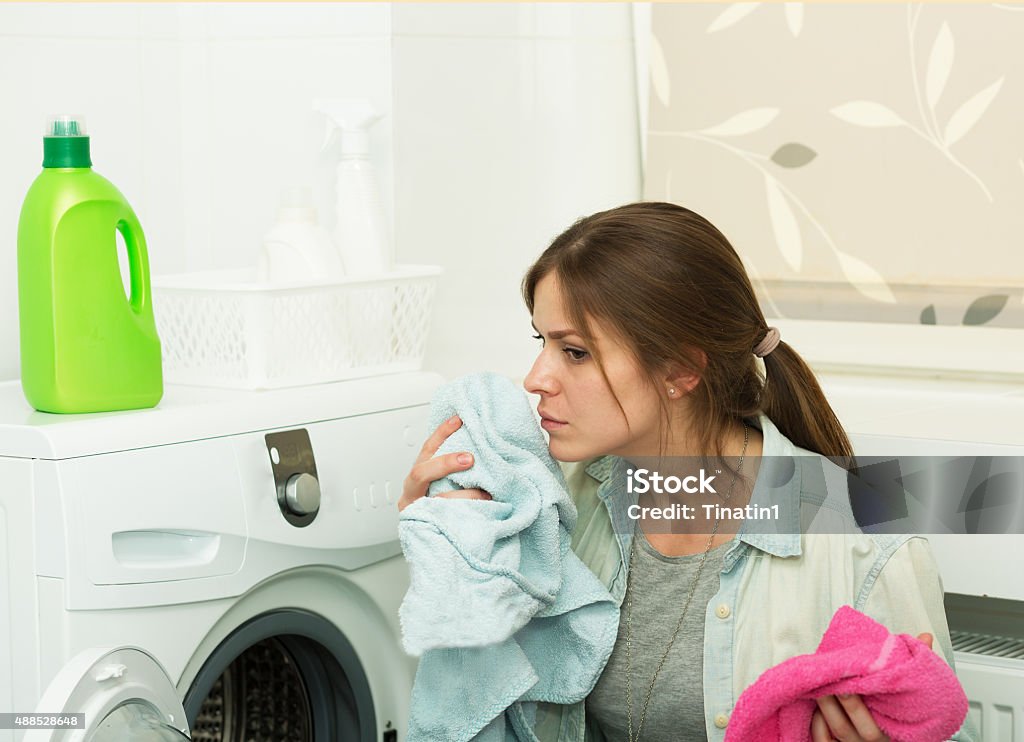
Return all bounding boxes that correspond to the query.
[111,530,220,568]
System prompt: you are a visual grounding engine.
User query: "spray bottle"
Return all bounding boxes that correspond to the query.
[313,98,391,277]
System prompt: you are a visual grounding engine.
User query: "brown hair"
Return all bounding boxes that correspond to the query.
[521,201,853,466]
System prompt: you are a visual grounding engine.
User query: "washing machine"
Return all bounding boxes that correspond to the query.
[0,371,443,742]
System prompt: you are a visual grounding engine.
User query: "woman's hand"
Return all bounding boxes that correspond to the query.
[397,415,493,512]
[810,633,934,742]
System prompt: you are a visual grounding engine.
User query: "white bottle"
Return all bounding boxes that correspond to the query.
[257,187,345,283]
[313,98,391,277]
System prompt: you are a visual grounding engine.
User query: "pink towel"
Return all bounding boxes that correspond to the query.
[724,605,968,742]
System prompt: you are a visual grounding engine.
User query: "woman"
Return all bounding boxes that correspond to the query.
[399,202,974,742]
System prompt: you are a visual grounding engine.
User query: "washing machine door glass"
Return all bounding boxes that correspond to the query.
[29,646,190,741]
[89,701,191,741]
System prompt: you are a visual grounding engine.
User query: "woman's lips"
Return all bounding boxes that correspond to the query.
[539,411,567,431]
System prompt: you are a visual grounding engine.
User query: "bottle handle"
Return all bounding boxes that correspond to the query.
[116,212,151,314]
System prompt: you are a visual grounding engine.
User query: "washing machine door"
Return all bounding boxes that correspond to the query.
[23,646,190,741]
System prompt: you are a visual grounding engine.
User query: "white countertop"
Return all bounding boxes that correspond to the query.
[0,372,443,459]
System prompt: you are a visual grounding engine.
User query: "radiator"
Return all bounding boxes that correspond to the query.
[952,630,1024,741]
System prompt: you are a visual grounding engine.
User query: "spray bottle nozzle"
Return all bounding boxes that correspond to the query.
[313,98,383,157]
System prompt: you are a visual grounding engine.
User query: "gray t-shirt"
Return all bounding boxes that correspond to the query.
[585,527,730,741]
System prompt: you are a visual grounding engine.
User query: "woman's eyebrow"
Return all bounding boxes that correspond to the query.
[530,321,581,340]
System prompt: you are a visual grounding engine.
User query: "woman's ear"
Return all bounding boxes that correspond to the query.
[665,350,707,397]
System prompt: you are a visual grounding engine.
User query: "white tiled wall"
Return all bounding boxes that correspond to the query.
[392,3,641,382]
[0,3,641,385]
[0,7,171,382]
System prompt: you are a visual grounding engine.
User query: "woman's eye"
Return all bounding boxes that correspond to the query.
[533,332,586,362]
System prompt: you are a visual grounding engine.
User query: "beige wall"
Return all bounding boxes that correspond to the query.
[645,3,1024,328]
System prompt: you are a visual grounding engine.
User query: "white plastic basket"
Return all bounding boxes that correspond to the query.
[152,265,441,389]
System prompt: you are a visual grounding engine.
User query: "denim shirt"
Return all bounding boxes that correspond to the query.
[520,413,979,742]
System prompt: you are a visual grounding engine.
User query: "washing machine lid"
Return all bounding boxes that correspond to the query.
[23,647,190,742]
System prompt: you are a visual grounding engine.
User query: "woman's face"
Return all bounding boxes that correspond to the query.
[523,273,667,462]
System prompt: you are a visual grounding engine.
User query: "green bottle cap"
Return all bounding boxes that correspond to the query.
[42,114,92,168]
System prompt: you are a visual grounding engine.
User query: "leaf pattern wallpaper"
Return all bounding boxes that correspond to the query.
[644,3,1024,327]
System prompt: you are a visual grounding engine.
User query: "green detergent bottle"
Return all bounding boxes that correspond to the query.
[17,115,163,413]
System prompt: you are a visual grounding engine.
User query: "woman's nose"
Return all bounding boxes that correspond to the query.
[524,353,556,396]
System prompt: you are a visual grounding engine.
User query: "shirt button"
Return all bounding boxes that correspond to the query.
[715,713,730,729]
[715,603,731,619]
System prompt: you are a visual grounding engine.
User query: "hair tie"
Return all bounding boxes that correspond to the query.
[753,326,781,358]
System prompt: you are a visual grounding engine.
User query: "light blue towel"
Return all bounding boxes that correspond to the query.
[398,372,619,742]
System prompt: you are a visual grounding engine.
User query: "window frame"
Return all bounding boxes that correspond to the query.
[767,317,1024,380]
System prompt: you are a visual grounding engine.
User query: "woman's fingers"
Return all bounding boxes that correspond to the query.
[811,708,835,742]
[814,694,890,742]
[916,632,934,650]
[411,451,476,489]
[835,694,889,741]
[399,450,475,512]
[398,416,478,512]
[815,696,858,740]
[415,415,463,465]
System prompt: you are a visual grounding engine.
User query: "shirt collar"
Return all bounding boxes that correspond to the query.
[584,413,803,559]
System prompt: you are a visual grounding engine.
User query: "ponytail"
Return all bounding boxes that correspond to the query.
[759,339,855,468]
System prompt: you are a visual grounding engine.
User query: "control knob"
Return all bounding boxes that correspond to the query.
[285,472,321,515]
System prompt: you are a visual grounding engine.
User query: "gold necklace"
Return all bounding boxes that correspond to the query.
[624,424,749,742]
